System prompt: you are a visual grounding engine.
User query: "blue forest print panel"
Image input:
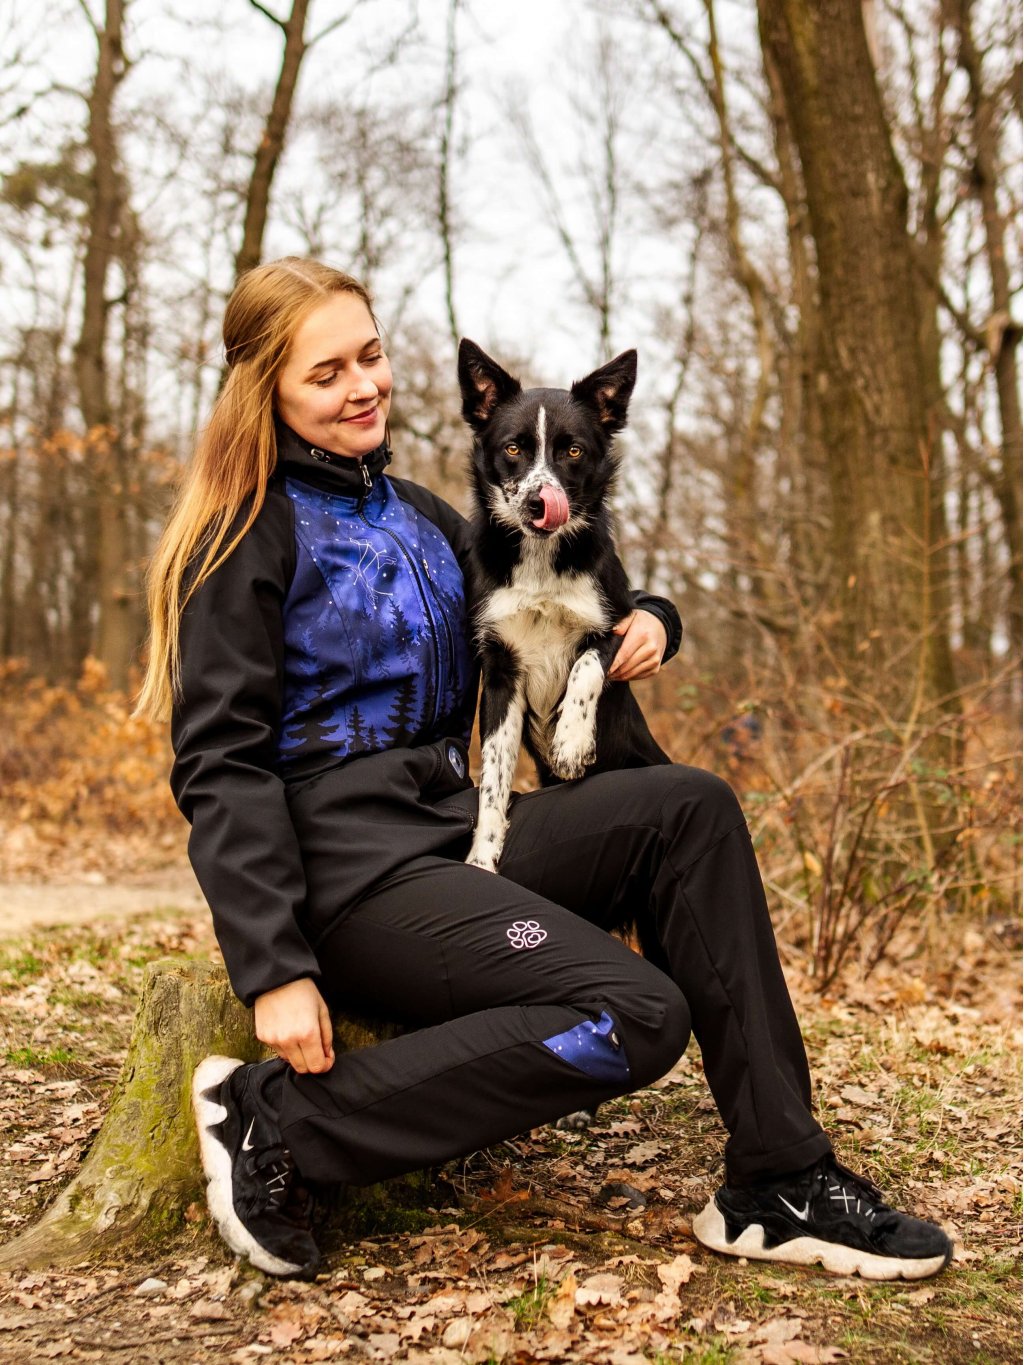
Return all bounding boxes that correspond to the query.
[278,477,473,772]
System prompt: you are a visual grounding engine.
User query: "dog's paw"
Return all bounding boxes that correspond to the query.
[548,735,596,781]
[555,1107,597,1132]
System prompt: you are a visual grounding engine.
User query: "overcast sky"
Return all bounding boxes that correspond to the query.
[21,0,727,384]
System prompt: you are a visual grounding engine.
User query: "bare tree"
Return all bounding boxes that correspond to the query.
[952,0,1023,655]
[509,23,628,361]
[437,0,462,359]
[74,0,136,688]
[758,0,959,714]
[233,0,357,285]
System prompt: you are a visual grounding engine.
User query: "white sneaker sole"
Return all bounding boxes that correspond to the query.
[192,1055,305,1278]
[692,1198,950,1281]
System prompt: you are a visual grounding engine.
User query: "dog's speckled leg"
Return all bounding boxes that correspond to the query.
[467,687,525,873]
[548,648,605,780]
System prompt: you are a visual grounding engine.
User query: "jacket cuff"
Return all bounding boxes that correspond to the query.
[630,590,682,664]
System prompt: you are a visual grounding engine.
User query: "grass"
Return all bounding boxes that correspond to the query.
[505,1270,557,1329]
[0,949,45,981]
[4,1044,75,1067]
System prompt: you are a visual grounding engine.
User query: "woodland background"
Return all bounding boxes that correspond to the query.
[0,4,1020,1361]
[0,0,1020,984]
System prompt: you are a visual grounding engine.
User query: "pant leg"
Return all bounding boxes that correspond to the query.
[277,856,689,1186]
[497,765,832,1183]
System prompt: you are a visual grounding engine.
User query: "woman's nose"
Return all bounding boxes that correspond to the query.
[349,366,378,400]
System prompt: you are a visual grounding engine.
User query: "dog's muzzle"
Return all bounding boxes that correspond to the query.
[528,484,570,532]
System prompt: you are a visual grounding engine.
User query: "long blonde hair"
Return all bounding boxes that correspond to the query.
[136,258,375,720]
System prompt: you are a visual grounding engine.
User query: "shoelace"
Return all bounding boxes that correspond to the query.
[818,1159,896,1225]
[246,1145,296,1212]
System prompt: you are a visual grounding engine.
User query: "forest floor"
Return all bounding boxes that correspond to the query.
[0,869,1019,1365]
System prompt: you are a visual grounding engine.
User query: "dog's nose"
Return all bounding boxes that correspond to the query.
[526,496,545,520]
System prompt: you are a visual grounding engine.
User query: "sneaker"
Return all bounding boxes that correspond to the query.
[692,1154,952,1280]
[192,1056,321,1280]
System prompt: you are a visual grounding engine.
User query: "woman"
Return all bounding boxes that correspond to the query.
[138,257,951,1283]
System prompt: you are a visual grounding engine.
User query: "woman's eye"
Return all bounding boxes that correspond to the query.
[567,444,582,459]
[314,373,336,388]
[505,444,520,458]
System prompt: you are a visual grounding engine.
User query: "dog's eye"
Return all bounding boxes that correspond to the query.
[504,444,520,459]
[567,444,582,459]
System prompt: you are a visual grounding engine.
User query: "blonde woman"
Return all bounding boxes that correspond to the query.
[139,258,950,1283]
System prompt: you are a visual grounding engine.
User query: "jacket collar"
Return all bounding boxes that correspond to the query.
[274,420,392,497]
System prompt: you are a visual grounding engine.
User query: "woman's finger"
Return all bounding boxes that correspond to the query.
[318,1000,336,1070]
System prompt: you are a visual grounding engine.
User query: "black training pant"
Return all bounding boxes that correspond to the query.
[277,765,831,1187]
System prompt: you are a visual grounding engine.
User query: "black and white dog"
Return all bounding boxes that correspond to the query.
[458,339,671,875]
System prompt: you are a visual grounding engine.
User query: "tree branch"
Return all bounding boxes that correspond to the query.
[308,6,355,48]
[247,0,285,30]
[74,0,101,39]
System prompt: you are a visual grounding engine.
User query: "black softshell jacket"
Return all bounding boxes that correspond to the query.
[170,430,682,1006]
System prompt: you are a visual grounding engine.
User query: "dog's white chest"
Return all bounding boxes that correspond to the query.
[478,562,608,721]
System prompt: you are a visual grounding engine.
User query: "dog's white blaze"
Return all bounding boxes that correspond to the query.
[535,404,547,462]
[467,685,525,873]
[549,648,604,779]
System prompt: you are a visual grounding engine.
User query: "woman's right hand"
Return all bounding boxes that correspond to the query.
[253,978,336,1074]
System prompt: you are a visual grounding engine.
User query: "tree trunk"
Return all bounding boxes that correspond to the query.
[758,0,958,711]
[74,0,134,689]
[234,0,311,284]
[954,0,1023,657]
[0,960,421,1270]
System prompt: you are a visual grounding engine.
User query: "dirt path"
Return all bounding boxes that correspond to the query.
[0,866,204,936]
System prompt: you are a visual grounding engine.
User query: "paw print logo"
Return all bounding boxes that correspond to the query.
[507,919,547,950]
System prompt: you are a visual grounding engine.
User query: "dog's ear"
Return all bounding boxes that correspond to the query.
[458,340,521,430]
[570,350,637,432]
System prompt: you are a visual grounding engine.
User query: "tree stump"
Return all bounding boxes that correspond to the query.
[0,958,420,1270]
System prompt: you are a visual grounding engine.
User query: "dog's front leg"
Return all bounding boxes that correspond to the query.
[466,642,525,874]
[548,634,619,781]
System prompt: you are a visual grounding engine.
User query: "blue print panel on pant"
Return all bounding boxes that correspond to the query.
[542,1010,631,1084]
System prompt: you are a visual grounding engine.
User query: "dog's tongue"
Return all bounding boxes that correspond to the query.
[532,484,570,531]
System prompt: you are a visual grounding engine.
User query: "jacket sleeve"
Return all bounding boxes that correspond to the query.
[629,589,682,664]
[169,494,321,1007]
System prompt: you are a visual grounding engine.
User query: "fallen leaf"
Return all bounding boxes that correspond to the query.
[902,1287,936,1305]
[547,1271,577,1329]
[623,1141,666,1166]
[657,1253,697,1292]
[189,1299,229,1321]
[575,1272,624,1307]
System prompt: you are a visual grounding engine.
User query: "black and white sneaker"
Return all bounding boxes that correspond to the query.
[192,1056,321,1280]
[693,1154,952,1280]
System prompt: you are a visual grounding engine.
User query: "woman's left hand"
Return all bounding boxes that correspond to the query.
[609,609,667,681]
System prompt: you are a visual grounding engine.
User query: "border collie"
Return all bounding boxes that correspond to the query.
[457,339,671,875]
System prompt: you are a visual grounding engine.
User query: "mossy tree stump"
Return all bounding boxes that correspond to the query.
[0,958,417,1270]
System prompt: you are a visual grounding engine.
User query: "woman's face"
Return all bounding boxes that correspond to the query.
[275,292,393,459]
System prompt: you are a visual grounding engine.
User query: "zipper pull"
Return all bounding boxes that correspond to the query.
[310,446,331,464]
[361,462,372,491]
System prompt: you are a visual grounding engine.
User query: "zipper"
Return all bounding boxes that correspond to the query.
[419,550,458,684]
[310,447,374,508]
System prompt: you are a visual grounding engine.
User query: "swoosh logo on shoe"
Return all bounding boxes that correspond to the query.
[241,1118,257,1152]
[779,1195,810,1221]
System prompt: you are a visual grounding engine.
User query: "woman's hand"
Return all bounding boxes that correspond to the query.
[254,978,336,1074]
[608,609,667,682]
